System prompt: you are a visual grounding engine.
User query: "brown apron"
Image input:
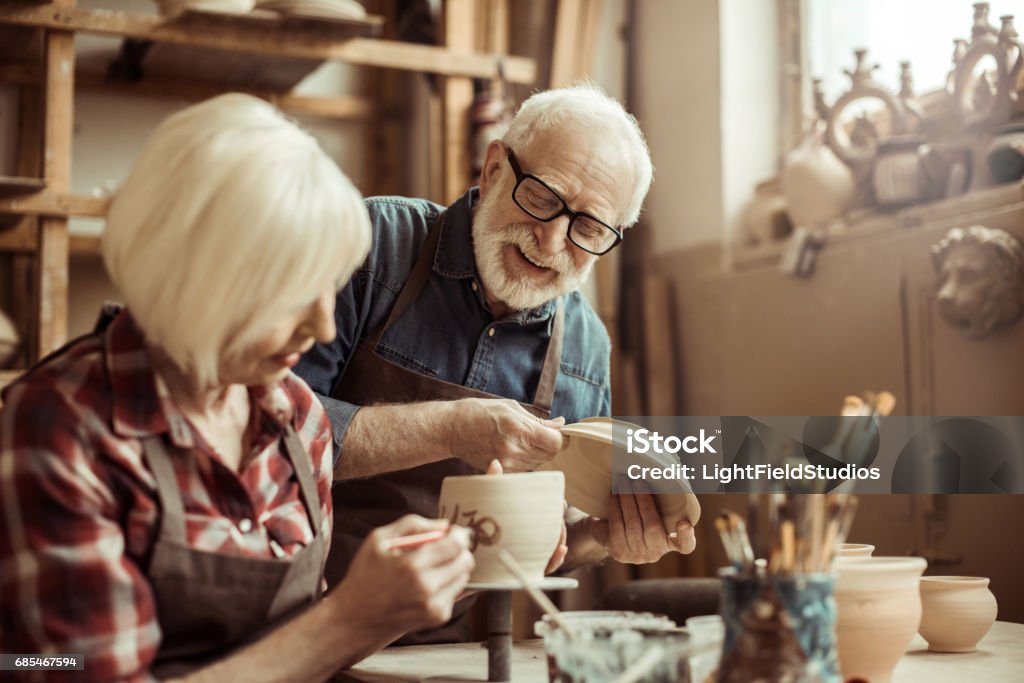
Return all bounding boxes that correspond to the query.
[143,425,326,678]
[328,213,564,644]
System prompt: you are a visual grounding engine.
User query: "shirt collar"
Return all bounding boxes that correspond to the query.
[433,187,558,325]
[106,310,296,446]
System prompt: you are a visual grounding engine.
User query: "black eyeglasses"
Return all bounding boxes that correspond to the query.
[506,149,623,256]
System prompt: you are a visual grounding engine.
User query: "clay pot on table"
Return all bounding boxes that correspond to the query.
[438,471,564,585]
[834,556,927,683]
[919,576,998,653]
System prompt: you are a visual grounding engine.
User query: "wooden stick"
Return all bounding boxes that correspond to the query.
[497,550,575,639]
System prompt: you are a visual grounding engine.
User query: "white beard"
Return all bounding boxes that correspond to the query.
[472,193,594,312]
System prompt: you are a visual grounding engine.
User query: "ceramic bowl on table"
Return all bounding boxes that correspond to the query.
[537,418,701,534]
[835,543,875,558]
[919,576,998,652]
[438,470,563,585]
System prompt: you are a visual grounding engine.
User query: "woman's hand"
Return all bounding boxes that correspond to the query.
[328,515,474,646]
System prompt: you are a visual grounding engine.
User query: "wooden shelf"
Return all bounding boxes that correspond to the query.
[0,4,536,83]
[0,175,46,197]
[729,183,1024,270]
[0,191,109,219]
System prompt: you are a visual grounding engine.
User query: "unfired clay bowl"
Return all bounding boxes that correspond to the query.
[919,576,998,653]
[538,419,701,533]
[836,543,875,558]
[834,556,927,683]
[438,471,564,585]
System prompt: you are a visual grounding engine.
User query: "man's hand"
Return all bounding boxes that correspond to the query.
[446,398,565,472]
[590,492,696,564]
[563,493,698,568]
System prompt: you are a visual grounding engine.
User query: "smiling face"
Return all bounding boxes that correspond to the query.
[218,285,337,386]
[473,125,632,315]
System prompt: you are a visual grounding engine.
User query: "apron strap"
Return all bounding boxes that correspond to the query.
[280,425,323,535]
[141,436,188,546]
[532,298,564,415]
[367,213,445,349]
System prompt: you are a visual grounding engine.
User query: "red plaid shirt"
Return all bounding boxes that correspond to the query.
[0,311,334,683]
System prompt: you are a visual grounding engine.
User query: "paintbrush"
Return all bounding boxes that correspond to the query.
[724,509,755,569]
[380,529,448,552]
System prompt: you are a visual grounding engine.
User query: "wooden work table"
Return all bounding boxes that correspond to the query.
[333,621,1024,682]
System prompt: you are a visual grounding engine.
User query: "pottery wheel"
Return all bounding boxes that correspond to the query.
[480,577,578,682]
[467,576,579,591]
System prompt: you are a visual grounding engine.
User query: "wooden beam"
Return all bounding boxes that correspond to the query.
[550,0,582,88]
[441,0,475,204]
[0,191,109,218]
[36,0,73,356]
[0,5,537,83]
[74,72,378,120]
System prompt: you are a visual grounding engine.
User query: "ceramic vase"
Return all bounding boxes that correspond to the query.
[919,576,998,652]
[834,556,927,683]
[742,178,792,244]
[781,130,855,227]
[438,471,564,585]
[835,543,874,558]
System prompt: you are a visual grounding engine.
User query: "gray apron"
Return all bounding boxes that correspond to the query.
[143,425,326,677]
[327,213,564,644]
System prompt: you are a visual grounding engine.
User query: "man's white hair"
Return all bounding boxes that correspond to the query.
[103,93,371,388]
[501,82,653,227]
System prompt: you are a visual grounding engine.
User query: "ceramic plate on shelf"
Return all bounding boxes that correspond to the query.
[538,419,701,532]
[256,0,366,20]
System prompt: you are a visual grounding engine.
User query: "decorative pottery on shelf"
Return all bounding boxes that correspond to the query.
[536,418,701,534]
[781,129,855,227]
[438,471,563,585]
[156,0,254,15]
[834,556,927,683]
[742,177,792,245]
[919,576,998,652]
[835,543,874,558]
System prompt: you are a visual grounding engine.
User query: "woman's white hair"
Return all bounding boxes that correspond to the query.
[103,93,370,388]
[502,82,653,227]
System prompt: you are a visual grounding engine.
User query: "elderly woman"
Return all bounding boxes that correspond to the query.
[0,94,473,682]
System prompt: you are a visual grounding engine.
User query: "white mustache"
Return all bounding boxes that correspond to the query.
[503,225,575,273]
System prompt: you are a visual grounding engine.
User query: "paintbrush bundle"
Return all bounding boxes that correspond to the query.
[716,494,858,576]
[716,495,848,682]
[827,389,896,471]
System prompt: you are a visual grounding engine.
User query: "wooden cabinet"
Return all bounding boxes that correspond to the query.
[667,183,1024,417]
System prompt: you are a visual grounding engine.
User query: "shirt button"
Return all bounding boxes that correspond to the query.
[238,518,253,533]
[471,281,478,291]
[488,328,495,337]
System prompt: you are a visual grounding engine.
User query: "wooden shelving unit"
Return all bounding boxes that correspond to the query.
[0,0,534,372]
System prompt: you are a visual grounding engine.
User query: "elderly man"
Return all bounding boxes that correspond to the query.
[296,84,695,643]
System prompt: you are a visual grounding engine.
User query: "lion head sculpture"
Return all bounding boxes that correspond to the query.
[931,225,1024,339]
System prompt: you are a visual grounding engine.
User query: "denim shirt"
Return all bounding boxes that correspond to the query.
[294,188,612,458]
